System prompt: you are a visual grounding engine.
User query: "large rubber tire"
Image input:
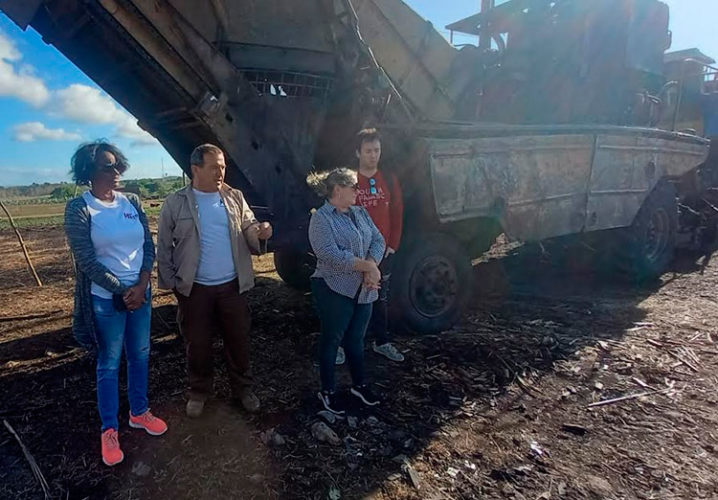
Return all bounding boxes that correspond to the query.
[615,181,677,281]
[273,249,316,290]
[391,233,473,335]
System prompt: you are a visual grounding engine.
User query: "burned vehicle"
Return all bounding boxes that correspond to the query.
[1,0,710,333]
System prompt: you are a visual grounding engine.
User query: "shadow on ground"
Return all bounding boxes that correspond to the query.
[1,241,689,499]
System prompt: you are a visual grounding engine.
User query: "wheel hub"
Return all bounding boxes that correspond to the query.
[408,255,458,318]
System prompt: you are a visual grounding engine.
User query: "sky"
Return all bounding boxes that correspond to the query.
[0,0,716,186]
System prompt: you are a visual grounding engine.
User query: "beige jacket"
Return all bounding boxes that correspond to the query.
[157,184,263,296]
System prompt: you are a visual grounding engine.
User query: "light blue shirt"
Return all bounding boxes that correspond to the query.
[193,189,237,285]
[308,201,385,304]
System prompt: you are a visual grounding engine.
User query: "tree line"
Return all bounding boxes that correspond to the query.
[0,177,185,202]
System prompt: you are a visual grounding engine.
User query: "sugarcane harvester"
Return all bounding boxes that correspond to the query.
[0,0,712,334]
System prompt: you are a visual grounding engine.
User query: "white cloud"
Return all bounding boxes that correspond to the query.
[0,31,157,145]
[53,83,157,145]
[0,29,51,107]
[12,121,82,142]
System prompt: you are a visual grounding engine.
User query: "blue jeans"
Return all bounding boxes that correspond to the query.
[92,290,151,431]
[311,278,372,392]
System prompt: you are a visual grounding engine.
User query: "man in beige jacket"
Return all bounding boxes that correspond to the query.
[157,144,272,417]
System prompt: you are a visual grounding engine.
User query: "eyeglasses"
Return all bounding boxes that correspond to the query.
[100,162,121,173]
[369,177,377,195]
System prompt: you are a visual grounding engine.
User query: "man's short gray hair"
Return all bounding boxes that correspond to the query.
[306,167,357,199]
[190,143,224,167]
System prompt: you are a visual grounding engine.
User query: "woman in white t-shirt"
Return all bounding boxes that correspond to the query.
[64,140,167,466]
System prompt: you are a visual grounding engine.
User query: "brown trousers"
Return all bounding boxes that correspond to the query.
[175,280,253,402]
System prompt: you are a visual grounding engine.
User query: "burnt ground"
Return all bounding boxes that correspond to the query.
[1,225,718,500]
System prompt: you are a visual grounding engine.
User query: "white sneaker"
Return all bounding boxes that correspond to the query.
[372,342,405,362]
[335,347,346,365]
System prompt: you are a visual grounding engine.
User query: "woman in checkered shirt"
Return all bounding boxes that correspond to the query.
[307,168,385,415]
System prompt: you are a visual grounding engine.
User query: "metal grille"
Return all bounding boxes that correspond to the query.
[242,71,334,101]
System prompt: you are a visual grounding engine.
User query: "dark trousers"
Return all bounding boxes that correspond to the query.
[367,253,394,345]
[176,280,253,402]
[311,278,372,392]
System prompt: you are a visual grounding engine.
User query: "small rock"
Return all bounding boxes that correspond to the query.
[387,473,402,481]
[347,416,358,429]
[402,462,421,490]
[501,483,515,496]
[131,461,151,477]
[447,467,459,478]
[260,428,286,447]
[594,382,604,391]
[271,432,286,447]
[366,416,379,426]
[328,486,341,500]
[557,481,567,495]
[311,421,341,446]
[392,454,409,464]
[585,475,614,496]
[317,410,337,425]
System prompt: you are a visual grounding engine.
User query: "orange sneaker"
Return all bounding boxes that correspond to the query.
[101,429,124,466]
[129,410,168,436]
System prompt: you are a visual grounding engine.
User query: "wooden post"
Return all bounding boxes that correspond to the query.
[0,200,43,287]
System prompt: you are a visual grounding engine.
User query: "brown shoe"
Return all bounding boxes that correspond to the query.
[238,388,260,413]
[186,399,205,418]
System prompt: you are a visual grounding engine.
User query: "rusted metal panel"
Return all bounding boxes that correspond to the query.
[352,0,460,120]
[428,134,594,241]
[586,134,709,231]
[429,129,709,242]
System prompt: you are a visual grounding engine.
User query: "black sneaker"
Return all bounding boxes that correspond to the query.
[350,384,380,406]
[317,391,345,416]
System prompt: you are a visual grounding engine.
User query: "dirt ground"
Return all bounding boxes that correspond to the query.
[1,223,718,500]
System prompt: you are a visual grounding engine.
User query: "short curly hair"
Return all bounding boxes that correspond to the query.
[70,140,129,185]
[306,167,357,199]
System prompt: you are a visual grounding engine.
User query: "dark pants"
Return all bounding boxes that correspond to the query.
[311,278,372,392]
[175,280,253,402]
[367,253,394,346]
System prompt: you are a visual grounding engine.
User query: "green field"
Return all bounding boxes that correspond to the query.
[0,201,163,230]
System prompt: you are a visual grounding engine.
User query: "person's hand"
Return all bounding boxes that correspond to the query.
[123,284,146,311]
[385,247,395,258]
[124,273,149,311]
[363,263,381,290]
[363,276,381,291]
[255,222,273,240]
